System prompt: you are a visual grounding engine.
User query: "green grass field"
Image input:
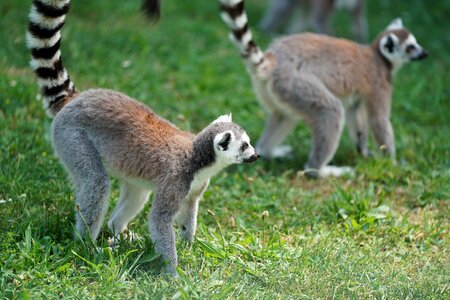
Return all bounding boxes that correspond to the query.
[1,0,449,298]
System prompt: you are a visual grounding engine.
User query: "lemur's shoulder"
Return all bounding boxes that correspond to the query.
[269,33,368,61]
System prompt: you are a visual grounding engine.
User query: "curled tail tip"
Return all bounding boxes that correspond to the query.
[219,0,265,67]
[141,0,161,22]
[27,0,75,116]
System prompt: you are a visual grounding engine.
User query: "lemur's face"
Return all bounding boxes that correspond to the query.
[379,18,428,71]
[214,130,259,165]
[211,114,259,165]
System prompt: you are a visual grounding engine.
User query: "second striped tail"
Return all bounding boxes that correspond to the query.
[219,0,266,68]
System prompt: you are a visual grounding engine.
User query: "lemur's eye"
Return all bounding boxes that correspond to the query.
[406,44,416,53]
[241,142,249,152]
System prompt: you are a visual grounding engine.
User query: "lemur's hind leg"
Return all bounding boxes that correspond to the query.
[176,182,209,244]
[350,0,368,43]
[305,96,346,177]
[52,128,110,240]
[271,73,347,177]
[346,98,370,157]
[108,180,150,238]
[259,0,296,33]
[256,112,297,158]
[310,0,334,35]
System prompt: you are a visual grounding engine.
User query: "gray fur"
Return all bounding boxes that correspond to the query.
[27,0,259,276]
[345,97,369,157]
[51,90,258,275]
[220,0,427,177]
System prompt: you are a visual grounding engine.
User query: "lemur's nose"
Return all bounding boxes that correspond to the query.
[418,49,428,60]
[413,49,428,61]
[244,153,260,163]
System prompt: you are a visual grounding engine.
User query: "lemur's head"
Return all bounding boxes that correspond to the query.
[211,114,260,165]
[376,18,428,72]
[194,114,259,168]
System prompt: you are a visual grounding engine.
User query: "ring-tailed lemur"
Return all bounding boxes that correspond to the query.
[26,0,259,275]
[259,0,368,43]
[219,0,428,178]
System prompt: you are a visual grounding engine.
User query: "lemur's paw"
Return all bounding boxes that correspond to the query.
[180,225,194,245]
[162,264,179,278]
[122,229,141,242]
[319,165,355,177]
[108,229,140,247]
[108,236,118,248]
[270,145,293,159]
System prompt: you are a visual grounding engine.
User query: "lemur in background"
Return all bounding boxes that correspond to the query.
[26,0,259,275]
[259,0,368,42]
[219,0,428,178]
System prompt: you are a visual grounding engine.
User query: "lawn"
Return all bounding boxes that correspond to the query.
[0,0,449,298]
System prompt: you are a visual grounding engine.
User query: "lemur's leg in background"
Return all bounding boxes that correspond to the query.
[256,112,297,158]
[108,180,150,237]
[310,0,334,35]
[346,98,370,157]
[259,0,297,33]
[350,0,368,43]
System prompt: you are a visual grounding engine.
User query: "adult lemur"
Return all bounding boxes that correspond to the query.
[219,0,428,177]
[26,0,259,275]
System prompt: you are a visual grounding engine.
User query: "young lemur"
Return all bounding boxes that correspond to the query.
[219,0,428,178]
[26,0,259,275]
[259,0,368,43]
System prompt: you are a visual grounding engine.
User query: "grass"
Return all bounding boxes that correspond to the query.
[0,0,449,298]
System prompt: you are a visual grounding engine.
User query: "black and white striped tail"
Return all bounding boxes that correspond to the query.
[219,0,265,67]
[26,0,76,116]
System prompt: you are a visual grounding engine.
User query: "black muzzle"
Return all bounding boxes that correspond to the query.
[412,49,428,61]
[243,153,260,163]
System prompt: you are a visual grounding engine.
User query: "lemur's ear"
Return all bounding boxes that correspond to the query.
[214,131,234,151]
[213,113,232,124]
[380,33,398,54]
[387,18,403,30]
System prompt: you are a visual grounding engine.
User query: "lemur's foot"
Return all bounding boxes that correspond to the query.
[162,264,179,277]
[270,145,293,159]
[304,165,354,178]
[108,228,140,247]
[179,225,194,245]
[319,165,354,177]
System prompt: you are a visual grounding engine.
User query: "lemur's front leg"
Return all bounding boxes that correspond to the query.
[370,115,396,160]
[346,98,370,157]
[367,92,396,160]
[176,181,209,244]
[148,184,188,275]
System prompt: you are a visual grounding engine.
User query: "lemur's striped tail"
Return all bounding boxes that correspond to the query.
[219,0,265,68]
[26,0,76,117]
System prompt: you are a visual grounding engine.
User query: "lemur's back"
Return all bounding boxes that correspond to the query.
[268,33,380,98]
[53,89,194,179]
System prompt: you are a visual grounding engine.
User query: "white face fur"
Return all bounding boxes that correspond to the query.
[214,131,259,165]
[379,18,428,73]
